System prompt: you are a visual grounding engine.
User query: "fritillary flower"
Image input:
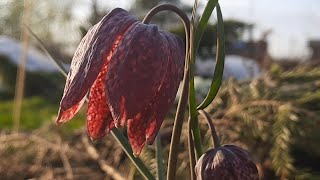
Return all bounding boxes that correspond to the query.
[195,145,259,180]
[56,8,184,155]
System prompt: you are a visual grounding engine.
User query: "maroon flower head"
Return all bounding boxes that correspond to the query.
[56,8,185,155]
[195,145,259,180]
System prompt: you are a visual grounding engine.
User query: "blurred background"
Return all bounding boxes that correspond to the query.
[0,0,319,179]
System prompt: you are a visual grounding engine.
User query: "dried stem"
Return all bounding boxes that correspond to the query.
[13,0,32,133]
[81,135,126,180]
[58,141,74,179]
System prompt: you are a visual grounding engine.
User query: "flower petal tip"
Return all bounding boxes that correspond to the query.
[55,120,63,126]
[114,123,120,129]
[130,141,146,157]
[132,152,139,157]
[89,136,97,141]
[132,148,143,157]
[146,135,156,145]
[55,109,65,126]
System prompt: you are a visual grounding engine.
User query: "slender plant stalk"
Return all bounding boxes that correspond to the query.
[197,3,225,110]
[13,0,32,133]
[156,135,165,180]
[191,0,199,26]
[167,71,189,180]
[188,117,197,180]
[142,4,191,180]
[27,27,155,180]
[189,0,203,159]
[198,110,221,148]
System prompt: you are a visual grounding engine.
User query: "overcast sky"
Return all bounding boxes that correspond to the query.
[75,0,320,59]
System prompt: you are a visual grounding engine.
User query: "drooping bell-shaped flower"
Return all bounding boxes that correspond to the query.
[56,8,185,155]
[195,145,259,180]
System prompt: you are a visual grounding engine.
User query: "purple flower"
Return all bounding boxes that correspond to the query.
[195,145,259,180]
[56,8,184,155]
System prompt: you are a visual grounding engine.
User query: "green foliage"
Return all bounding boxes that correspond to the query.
[0,96,85,131]
[0,97,55,130]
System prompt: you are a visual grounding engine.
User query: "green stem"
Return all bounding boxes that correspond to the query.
[27,28,155,180]
[111,129,155,180]
[189,4,203,158]
[198,110,221,148]
[188,117,197,180]
[156,135,165,180]
[142,4,191,180]
[167,70,189,180]
[189,56,203,158]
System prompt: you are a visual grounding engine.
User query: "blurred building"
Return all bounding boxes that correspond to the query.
[309,40,320,62]
[231,40,268,63]
[0,36,59,72]
[229,30,272,69]
[0,36,65,99]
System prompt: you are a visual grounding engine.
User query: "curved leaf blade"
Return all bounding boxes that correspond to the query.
[197,3,225,110]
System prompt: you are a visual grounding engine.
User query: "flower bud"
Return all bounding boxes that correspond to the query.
[195,145,259,180]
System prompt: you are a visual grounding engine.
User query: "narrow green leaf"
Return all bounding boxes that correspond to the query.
[188,53,203,158]
[197,3,225,110]
[189,0,223,159]
[193,0,219,54]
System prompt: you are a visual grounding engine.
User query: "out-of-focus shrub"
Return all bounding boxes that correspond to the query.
[0,54,64,102]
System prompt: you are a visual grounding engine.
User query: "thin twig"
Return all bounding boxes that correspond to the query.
[58,141,74,179]
[81,135,126,180]
[127,165,136,180]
